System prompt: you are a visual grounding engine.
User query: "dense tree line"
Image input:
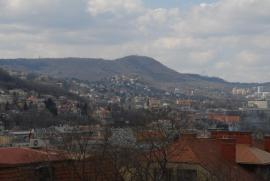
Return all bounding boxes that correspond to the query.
[0,68,79,99]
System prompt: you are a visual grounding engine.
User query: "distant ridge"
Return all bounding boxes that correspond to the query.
[0,55,267,91]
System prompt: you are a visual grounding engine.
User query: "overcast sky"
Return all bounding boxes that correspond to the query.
[0,0,269,82]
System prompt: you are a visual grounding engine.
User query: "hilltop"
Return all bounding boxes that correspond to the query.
[0,55,268,93]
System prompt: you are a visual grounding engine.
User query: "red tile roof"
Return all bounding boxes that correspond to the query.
[0,148,66,166]
[136,130,165,142]
[0,153,123,181]
[208,114,240,123]
[168,144,199,163]
[236,144,270,165]
[147,136,262,181]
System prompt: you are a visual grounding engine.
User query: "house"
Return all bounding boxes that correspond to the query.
[94,107,112,124]
[0,95,13,104]
[211,131,270,180]
[0,147,123,181]
[148,98,161,109]
[138,131,270,181]
[248,100,269,109]
[132,96,147,109]
[208,113,240,123]
[8,89,27,97]
[176,99,193,107]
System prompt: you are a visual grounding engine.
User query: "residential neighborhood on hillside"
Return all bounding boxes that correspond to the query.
[0,65,270,180]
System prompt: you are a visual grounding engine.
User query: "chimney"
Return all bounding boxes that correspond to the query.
[211,131,227,139]
[230,132,252,145]
[220,138,236,162]
[264,136,270,152]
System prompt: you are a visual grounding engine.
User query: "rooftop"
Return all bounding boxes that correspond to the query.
[147,132,267,181]
[236,144,270,165]
[0,147,66,166]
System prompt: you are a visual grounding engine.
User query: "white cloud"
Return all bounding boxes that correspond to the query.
[87,0,143,16]
[136,8,180,35]
[189,51,215,65]
[0,0,52,14]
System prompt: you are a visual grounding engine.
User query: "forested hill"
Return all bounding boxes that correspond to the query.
[0,68,76,98]
[0,55,269,91]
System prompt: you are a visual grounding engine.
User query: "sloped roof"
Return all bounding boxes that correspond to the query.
[167,144,199,163]
[136,130,165,142]
[236,144,270,165]
[0,147,66,166]
[162,137,261,181]
[0,155,123,181]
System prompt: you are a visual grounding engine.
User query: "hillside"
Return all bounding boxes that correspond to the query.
[0,68,76,98]
[0,55,266,92]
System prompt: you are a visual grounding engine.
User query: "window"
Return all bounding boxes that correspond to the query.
[165,168,174,181]
[35,165,54,181]
[176,169,197,181]
[153,168,174,181]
